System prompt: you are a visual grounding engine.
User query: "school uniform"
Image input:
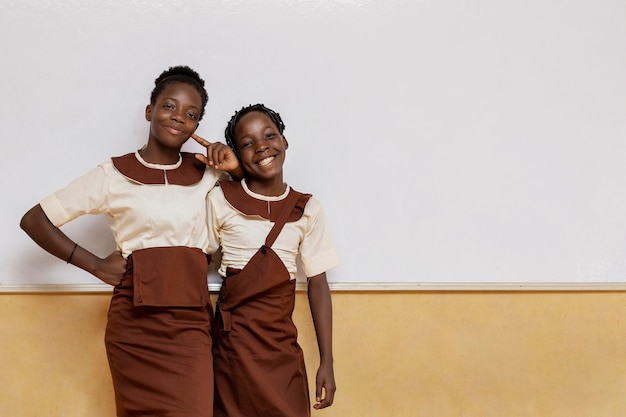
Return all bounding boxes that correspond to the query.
[207,180,339,417]
[40,151,224,417]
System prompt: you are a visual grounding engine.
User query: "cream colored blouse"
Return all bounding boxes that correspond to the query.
[206,179,339,280]
[40,151,225,258]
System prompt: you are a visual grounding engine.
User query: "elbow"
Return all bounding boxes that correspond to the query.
[307,273,330,295]
[20,204,45,235]
[20,210,33,233]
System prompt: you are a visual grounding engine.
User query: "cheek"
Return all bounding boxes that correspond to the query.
[239,150,256,165]
[236,145,249,155]
[240,151,252,163]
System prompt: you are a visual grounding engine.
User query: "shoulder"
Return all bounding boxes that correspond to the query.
[96,159,115,173]
[110,152,135,163]
[286,184,319,211]
[302,195,324,216]
[69,160,114,182]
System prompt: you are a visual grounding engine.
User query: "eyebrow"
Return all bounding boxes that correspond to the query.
[161,97,200,110]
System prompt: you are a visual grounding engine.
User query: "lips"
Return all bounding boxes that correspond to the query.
[164,124,185,135]
[257,156,275,166]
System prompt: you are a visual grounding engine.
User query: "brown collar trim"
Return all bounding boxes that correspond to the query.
[111,152,205,185]
[219,181,311,222]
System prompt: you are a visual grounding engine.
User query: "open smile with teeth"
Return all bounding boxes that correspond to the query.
[257,156,275,166]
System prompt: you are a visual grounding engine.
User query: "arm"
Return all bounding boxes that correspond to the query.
[307,272,336,409]
[192,133,245,181]
[20,204,126,286]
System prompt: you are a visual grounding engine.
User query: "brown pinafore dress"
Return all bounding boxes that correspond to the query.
[104,153,215,417]
[212,182,312,417]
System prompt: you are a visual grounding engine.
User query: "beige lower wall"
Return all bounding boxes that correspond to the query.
[1,291,625,417]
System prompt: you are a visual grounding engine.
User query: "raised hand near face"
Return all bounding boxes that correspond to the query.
[192,133,242,176]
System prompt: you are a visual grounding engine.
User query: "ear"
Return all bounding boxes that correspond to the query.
[283,136,289,149]
[145,104,152,121]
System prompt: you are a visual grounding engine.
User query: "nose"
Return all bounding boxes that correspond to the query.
[255,139,270,153]
[170,109,185,123]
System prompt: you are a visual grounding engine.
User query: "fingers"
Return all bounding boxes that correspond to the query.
[195,151,218,167]
[313,391,334,409]
[209,145,232,166]
[313,382,336,409]
[191,133,211,147]
[191,133,217,166]
[195,149,222,168]
[195,142,238,171]
[103,276,123,287]
[191,135,239,172]
[194,153,210,165]
[98,251,126,287]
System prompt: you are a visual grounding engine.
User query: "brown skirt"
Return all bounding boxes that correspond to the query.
[213,265,310,417]
[104,255,214,417]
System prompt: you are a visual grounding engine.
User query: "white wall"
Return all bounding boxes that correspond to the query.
[1,0,625,287]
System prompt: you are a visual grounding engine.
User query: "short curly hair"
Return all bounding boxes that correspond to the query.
[150,66,209,121]
[224,104,286,155]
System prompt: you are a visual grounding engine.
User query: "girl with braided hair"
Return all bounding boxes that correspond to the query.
[20,65,242,416]
[207,104,338,416]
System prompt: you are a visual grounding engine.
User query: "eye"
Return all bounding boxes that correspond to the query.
[187,112,198,120]
[239,140,253,149]
[265,133,277,139]
[163,103,174,110]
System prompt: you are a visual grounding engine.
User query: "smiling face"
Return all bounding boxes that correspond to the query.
[233,110,289,194]
[145,81,202,154]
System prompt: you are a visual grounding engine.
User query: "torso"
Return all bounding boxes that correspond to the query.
[40,151,224,257]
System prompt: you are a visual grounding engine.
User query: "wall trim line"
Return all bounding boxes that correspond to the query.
[1,282,626,293]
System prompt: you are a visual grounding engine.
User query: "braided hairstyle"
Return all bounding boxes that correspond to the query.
[224,104,286,155]
[150,66,209,121]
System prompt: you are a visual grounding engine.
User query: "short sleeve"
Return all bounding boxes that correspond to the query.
[298,198,340,278]
[39,165,110,227]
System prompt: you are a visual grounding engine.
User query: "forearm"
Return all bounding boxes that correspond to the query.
[20,204,100,275]
[307,273,334,364]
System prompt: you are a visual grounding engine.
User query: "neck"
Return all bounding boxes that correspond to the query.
[139,144,181,165]
[245,177,287,197]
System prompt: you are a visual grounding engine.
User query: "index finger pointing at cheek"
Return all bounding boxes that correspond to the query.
[191,133,211,147]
